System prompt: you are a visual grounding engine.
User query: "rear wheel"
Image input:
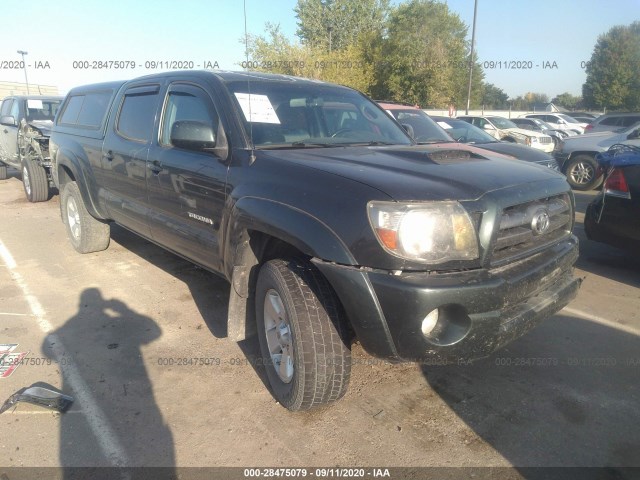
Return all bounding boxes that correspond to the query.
[61,181,110,253]
[256,258,351,411]
[565,154,601,190]
[22,161,49,202]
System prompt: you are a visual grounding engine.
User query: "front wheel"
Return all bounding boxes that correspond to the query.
[565,155,601,190]
[22,161,49,202]
[61,181,110,253]
[256,258,351,411]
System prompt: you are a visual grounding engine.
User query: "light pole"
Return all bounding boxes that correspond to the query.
[17,50,30,95]
[465,0,478,115]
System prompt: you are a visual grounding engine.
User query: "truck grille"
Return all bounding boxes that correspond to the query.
[491,193,572,265]
[539,136,552,144]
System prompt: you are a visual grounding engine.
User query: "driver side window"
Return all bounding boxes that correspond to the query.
[161,84,220,148]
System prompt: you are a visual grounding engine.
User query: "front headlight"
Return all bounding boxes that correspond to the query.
[368,201,479,264]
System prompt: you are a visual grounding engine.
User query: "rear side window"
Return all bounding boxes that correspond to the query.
[620,116,640,127]
[600,117,620,126]
[59,96,84,125]
[59,92,111,128]
[116,85,160,142]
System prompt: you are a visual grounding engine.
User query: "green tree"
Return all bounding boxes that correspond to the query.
[583,21,640,110]
[374,0,483,108]
[294,0,390,51]
[481,83,509,109]
[243,23,376,93]
[552,92,582,110]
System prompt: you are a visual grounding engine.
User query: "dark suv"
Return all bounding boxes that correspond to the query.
[50,71,581,410]
[0,95,63,201]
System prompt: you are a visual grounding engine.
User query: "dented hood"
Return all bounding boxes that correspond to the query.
[262,143,563,202]
[26,120,53,137]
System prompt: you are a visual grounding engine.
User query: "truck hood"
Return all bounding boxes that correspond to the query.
[26,120,53,137]
[260,143,562,202]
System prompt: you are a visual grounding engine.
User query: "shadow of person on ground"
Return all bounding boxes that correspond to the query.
[42,288,176,478]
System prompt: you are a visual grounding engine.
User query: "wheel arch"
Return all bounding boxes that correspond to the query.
[55,149,108,220]
[224,197,356,341]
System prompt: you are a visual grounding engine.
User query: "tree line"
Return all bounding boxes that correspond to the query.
[244,0,640,112]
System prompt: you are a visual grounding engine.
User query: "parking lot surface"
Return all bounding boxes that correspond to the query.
[1,169,639,477]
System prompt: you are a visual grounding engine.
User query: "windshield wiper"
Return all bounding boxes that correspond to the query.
[290,142,342,148]
[256,142,339,150]
[416,140,455,144]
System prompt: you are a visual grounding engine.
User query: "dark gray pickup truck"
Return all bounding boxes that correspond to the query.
[50,71,581,410]
[0,95,63,201]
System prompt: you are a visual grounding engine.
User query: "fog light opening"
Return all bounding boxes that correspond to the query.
[421,308,440,336]
[421,304,472,346]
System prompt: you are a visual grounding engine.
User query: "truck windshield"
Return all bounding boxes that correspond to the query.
[26,99,62,121]
[226,80,413,148]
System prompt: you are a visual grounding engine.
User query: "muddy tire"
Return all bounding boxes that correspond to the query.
[61,181,110,253]
[256,258,351,411]
[565,154,601,191]
[22,161,49,202]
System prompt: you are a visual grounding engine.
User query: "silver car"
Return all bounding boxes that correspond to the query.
[555,124,640,190]
[584,112,640,134]
[523,113,587,135]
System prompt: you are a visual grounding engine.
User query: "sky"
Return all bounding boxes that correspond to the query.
[0,0,638,98]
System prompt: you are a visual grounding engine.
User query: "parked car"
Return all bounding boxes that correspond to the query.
[555,124,640,190]
[0,95,63,201]
[456,115,555,153]
[50,71,581,410]
[511,117,574,150]
[569,116,598,124]
[429,115,560,170]
[523,113,587,134]
[566,112,598,120]
[584,112,640,133]
[585,144,640,251]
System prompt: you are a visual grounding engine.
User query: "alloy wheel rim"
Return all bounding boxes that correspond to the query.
[66,196,81,240]
[263,289,294,383]
[23,166,31,195]
[570,162,594,184]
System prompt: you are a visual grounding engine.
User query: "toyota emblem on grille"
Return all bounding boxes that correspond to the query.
[531,210,551,235]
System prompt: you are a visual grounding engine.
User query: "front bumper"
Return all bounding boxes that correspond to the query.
[314,236,581,362]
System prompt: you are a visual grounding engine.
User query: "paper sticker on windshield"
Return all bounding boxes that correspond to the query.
[234,93,280,124]
[437,121,452,129]
[27,99,43,109]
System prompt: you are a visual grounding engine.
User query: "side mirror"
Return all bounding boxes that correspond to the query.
[171,120,216,151]
[400,123,415,139]
[0,115,17,127]
[170,120,229,161]
[482,124,494,130]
